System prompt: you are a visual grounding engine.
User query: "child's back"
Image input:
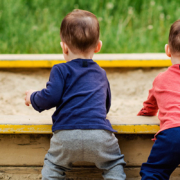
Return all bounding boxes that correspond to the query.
[139,65,180,137]
[31,58,114,132]
[25,9,126,180]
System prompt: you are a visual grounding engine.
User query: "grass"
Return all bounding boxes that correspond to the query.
[0,0,180,54]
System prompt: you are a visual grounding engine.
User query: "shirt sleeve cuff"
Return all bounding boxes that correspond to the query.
[30,92,42,112]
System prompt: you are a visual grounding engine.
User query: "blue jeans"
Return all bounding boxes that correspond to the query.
[42,129,126,180]
[140,127,180,180]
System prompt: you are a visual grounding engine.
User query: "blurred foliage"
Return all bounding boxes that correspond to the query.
[0,0,179,53]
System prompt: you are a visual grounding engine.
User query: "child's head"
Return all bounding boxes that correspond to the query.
[60,9,101,61]
[166,20,180,59]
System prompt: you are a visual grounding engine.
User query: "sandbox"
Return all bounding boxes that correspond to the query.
[2,67,180,180]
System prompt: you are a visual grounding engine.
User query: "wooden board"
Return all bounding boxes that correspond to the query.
[0,167,180,180]
[0,53,171,68]
[0,134,154,166]
[0,115,160,134]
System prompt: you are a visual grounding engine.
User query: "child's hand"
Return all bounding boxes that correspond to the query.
[25,90,36,106]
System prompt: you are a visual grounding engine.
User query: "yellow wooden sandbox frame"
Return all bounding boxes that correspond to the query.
[0,53,171,68]
[0,54,171,179]
[0,115,160,134]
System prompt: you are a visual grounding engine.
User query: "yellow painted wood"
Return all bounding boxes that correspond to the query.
[0,59,172,68]
[0,60,66,68]
[113,124,160,134]
[0,124,52,134]
[0,124,160,134]
[96,59,171,67]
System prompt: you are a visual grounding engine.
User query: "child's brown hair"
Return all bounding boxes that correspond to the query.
[169,19,180,55]
[60,9,99,54]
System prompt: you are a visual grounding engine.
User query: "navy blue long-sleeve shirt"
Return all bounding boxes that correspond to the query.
[30,58,116,132]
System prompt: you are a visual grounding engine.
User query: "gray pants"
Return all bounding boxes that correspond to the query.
[42,130,126,180]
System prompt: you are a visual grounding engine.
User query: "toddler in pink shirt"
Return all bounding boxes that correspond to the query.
[138,19,180,180]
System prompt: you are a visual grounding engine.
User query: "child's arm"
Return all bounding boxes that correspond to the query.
[137,86,158,116]
[25,65,64,112]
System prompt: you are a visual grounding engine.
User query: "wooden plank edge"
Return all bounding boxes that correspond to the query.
[0,60,172,68]
[0,166,180,180]
[0,124,159,134]
[113,124,160,134]
[0,124,52,134]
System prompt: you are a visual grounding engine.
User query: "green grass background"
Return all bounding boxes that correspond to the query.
[0,0,180,54]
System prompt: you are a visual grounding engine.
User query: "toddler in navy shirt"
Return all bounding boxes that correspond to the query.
[25,9,126,180]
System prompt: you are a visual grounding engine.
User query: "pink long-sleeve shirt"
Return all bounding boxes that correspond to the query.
[138,64,180,140]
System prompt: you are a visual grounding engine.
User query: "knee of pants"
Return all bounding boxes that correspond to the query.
[41,158,66,180]
[140,163,170,180]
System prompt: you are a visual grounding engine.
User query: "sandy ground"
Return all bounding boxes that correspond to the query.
[106,68,167,116]
[0,67,167,117]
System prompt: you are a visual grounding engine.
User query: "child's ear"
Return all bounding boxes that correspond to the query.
[60,42,68,55]
[94,40,102,53]
[165,44,171,57]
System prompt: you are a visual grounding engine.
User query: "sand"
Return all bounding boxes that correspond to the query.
[106,68,167,116]
[0,68,167,117]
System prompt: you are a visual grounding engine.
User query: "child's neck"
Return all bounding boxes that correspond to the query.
[66,50,94,62]
[171,55,180,65]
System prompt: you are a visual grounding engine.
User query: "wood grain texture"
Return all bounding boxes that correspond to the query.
[0,167,180,180]
[0,134,154,166]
